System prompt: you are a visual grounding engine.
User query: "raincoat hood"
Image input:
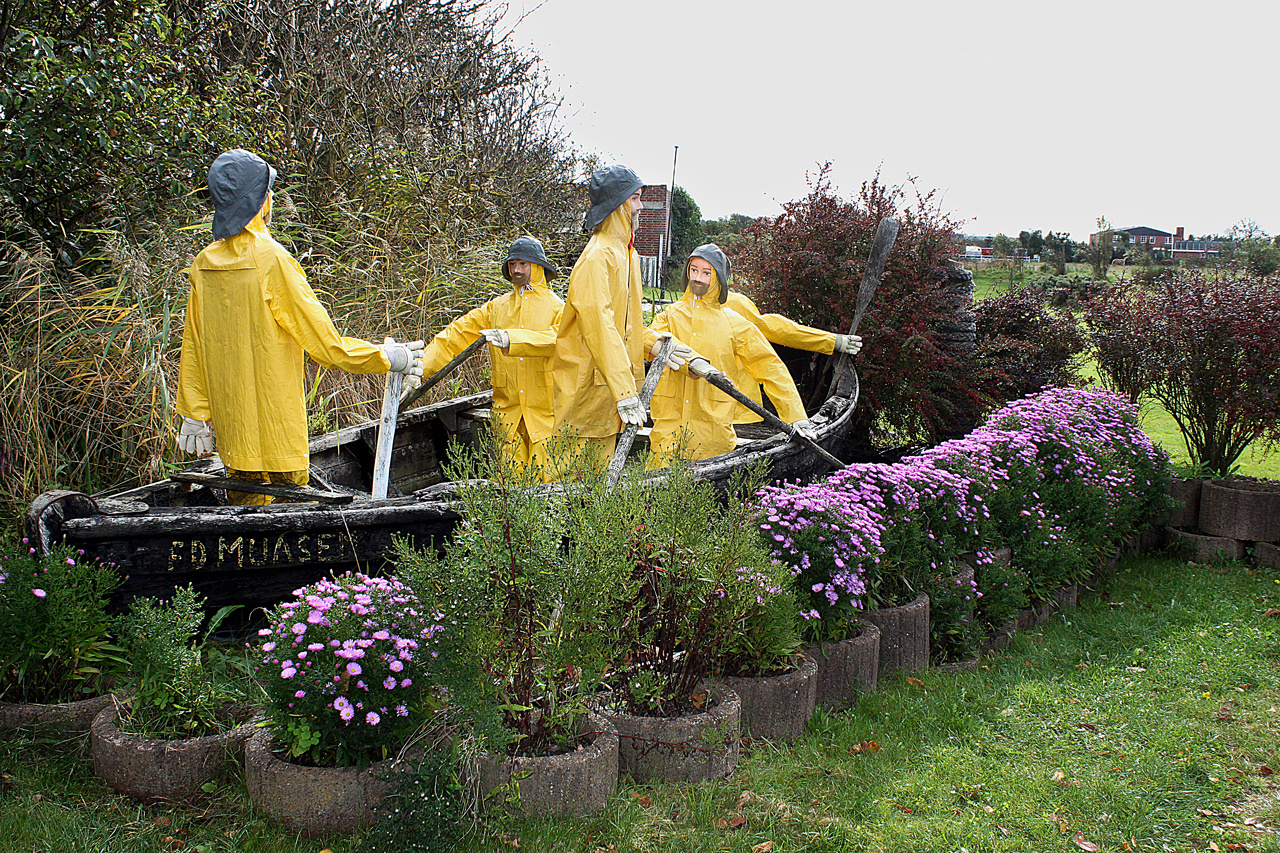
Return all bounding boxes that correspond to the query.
[583,164,643,233]
[208,149,277,240]
[503,235,559,281]
[686,243,731,304]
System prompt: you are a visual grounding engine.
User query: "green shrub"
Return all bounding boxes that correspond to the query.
[0,542,127,703]
[113,586,247,737]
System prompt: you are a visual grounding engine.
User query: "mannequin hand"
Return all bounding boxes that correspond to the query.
[382,338,425,377]
[651,335,695,370]
[834,334,862,355]
[687,357,723,380]
[792,419,817,441]
[399,373,422,402]
[481,328,510,349]
[616,395,647,426]
[177,417,216,456]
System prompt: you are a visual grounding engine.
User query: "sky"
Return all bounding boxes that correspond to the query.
[499,0,1277,242]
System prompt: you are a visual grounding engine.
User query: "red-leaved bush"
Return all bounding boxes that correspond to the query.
[1085,270,1280,474]
[974,289,1085,401]
[731,165,976,445]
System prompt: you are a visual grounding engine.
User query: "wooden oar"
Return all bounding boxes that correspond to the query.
[828,217,901,400]
[399,336,487,410]
[169,471,353,505]
[605,335,677,487]
[700,371,844,469]
[370,367,403,500]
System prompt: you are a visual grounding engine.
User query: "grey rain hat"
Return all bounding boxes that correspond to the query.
[209,149,277,240]
[503,235,559,281]
[582,164,643,233]
[688,243,732,304]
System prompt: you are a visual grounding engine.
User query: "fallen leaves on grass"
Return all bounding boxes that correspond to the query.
[628,792,652,808]
[1072,831,1101,851]
[751,843,774,853]
[848,740,880,755]
[1262,608,1279,618]
[1078,722,1098,732]
[905,677,925,688]
[714,813,747,830]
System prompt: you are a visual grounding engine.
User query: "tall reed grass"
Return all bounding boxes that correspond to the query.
[0,182,535,539]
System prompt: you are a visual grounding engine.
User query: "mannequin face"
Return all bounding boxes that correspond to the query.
[508,259,532,287]
[628,190,642,232]
[687,257,715,297]
[261,190,273,226]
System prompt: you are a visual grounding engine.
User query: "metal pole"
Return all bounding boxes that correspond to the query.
[664,145,679,297]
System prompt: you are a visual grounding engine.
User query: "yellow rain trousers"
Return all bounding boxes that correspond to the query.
[176,210,390,473]
[723,290,836,423]
[419,265,563,474]
[647,277,807,466]
[552,204,660,441]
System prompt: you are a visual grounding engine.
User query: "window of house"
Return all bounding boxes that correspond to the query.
[1140,236,1147,243]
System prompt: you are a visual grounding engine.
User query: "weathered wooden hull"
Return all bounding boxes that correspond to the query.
[28,372,859,611]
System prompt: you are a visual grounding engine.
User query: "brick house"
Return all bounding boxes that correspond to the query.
[633,184,671,290]
[1088,226,1174,252]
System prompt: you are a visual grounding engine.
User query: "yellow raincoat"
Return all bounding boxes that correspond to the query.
[723,290,836,423]
[552,204,660,440]
[648,276,807,465]
[176,210,389,472]
[420,265,563,467]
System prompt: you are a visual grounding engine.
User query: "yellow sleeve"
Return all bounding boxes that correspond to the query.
[420,301,493,375]
[264,253,390,374]
[507,303,561,356]
[569,252,635,401]
[175,273,212,421]
[735,316,808,423]
[730,292,837,355]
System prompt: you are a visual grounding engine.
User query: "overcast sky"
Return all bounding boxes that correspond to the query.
[500,0,1277,242]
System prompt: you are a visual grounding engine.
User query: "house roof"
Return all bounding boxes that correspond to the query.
[1116,226,1173,237]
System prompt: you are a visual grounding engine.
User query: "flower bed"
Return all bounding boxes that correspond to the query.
[754,387,1173,657]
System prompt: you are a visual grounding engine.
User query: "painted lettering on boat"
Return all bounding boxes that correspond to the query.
[167,531,353,571]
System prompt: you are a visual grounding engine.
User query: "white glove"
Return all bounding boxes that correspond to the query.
[792,419,817,441]
[399,373,422,402]
[177,417,216,456]
[833,334,862,355]
[687,357,723,380]
[651,336,694,370]
[480,328,510,349]
[616,395,647,427]
[381,338,425,378]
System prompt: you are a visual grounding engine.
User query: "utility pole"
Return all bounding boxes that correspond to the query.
[663,145,678,301]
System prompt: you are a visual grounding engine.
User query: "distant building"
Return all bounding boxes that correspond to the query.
[1169,226,1223,260]
[633,185,671,289]
[1087,225,1222,260]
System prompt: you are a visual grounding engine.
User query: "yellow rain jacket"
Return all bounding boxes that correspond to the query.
[723,290,836,423]
[420,265,564,443]
[176,210,390,472]
[648,277,807,463]
[552,205,660,438]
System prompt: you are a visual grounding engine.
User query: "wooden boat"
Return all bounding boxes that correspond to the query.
[25,367,861,610]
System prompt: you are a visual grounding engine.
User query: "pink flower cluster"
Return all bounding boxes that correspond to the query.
[255,573,444,741]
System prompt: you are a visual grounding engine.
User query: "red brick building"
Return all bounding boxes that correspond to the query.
[634,184,671,289]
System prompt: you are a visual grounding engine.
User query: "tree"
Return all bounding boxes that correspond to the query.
[1086,217,1115,280]
[1043,231,1071,274]
[732,165,980,446]
[665,186,702,287]
[1018,230,1045,258]
[991,233,1015,258]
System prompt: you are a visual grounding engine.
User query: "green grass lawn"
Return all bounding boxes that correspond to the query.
[4,555,1279,851]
